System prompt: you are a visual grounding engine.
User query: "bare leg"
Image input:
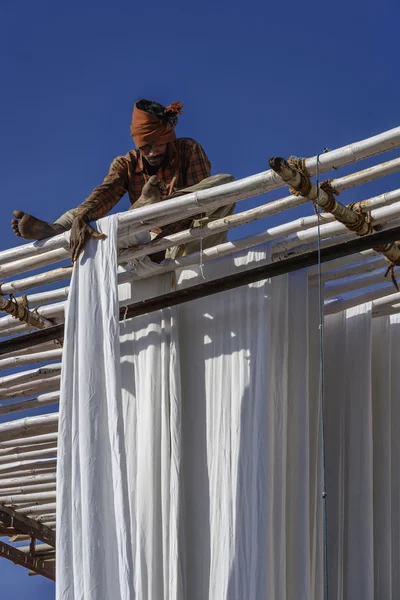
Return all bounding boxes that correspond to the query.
[11,210,67,240]
[11,175,163,242]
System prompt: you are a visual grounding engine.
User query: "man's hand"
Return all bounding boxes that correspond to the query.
[70,214,106,263]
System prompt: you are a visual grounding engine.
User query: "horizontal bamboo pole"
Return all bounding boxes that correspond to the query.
[271,218,400,263]
[0,414,58,443]
[309,255,387,283]
[324,284,395,315]
[18,543,54,554]
[18,502,56,515]
[0,458,57,474]
[26,287,70,307]
[307,249,377,276]
[0,376,61,400]
[35,513,56,523]
[0,447,57,466]
[1,125,399,269]
[0,491,56,504]
[0,433,58,450]
[0,350,63,371]
[324,267,389,297]
[0,391,60,417]
[0,473,56,489]
[0,441,58,457]
[0,466,56,480]
[0,483,56,496]
[0,364,62,389]
[0,267,72,296]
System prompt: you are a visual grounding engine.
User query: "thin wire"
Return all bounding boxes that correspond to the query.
[316,152,329,600]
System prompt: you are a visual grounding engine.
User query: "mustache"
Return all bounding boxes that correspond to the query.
[147,155,164,162]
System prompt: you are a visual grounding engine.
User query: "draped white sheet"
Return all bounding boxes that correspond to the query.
[57,220,326,599]
[324,305,400,600]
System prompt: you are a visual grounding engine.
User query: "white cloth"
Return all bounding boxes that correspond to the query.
[324,306,400,600]
[57,225,324,599]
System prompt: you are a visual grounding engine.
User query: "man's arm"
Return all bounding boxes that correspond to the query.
[70,156,129,261]
[75,156,129,221]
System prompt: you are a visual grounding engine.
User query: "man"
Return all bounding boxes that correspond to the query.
[11,99,235,262]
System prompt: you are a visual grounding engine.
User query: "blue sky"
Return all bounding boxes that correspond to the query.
[0,0,398,597]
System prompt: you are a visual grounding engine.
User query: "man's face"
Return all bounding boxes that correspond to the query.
[139,143,168,167]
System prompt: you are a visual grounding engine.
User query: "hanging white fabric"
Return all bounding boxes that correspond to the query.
[57,221,323,599]
[324,306,400,600]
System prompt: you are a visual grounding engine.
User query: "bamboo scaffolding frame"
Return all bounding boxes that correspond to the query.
[2,157,400,303]
[309,255,388,283]
[1,125,398,272]
[0,540,55,580]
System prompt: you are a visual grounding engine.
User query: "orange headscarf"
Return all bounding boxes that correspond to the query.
[130,101,183,148]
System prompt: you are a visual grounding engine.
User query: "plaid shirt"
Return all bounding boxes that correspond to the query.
[75,137,211,235]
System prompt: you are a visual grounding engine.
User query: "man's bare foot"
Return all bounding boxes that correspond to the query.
[11,210,66,240]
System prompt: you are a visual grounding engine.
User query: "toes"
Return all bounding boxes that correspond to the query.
[13,210,25,219]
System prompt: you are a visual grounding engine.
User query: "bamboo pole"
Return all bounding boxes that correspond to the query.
[324,284,395,315]
[0,392,60,417]
[17,543,54,554]
[0,491,56,504]
[0,376,61,400]
[307,249,377,276]
[0,483,56,496]
[0,350,63,371]
[0,414,58,443]
[0,473,56,489]
[0,442,58,457]
[0,458,57,474]
[0,364,62,389]
[18,502,56,515]
[0,295,53,330]
[0,433,58,450]
[309,255,387,283]
[0,267,72,296]
[324,267,390,297]
[35,514,56,523]
[0,448,57,466]
[0,467,56,480]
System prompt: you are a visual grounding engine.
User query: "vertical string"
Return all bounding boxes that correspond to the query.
[316,152,329,600]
